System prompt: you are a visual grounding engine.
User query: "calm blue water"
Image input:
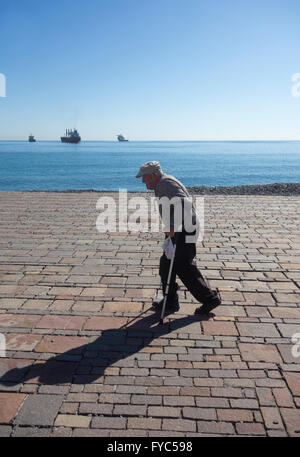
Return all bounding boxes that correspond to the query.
[0,140,300,191]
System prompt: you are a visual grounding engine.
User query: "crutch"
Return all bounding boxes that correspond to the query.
[119,306,153,330]
[159,233,178,325]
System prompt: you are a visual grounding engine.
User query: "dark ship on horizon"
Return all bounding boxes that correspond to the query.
[28,135,36,142]
[61,129,81,143]
[117,134,128,142]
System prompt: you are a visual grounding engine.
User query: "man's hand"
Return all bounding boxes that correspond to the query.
[164,227,175,238]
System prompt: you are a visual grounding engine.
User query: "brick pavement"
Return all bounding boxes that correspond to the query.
[0,191,299,437]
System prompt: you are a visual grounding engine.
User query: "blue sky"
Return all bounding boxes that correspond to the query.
[0,0,300,140]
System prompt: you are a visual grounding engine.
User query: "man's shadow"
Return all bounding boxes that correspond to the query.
[0,310,213,386]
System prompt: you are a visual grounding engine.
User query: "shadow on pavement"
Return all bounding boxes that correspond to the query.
[0,310,212,386]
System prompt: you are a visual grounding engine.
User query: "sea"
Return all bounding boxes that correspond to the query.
[0,140,300,191]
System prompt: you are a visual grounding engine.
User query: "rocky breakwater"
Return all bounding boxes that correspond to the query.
[187,182,300,196]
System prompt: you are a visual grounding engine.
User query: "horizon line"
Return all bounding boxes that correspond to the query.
[1,139,300,142]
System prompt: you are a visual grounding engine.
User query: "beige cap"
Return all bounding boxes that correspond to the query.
[135,161,163,178]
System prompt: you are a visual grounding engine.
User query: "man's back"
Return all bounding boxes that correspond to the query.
[154,173,190,199]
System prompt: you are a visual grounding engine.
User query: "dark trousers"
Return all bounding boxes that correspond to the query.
[159,231,218,305]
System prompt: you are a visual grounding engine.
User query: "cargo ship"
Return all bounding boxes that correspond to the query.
[28,135,36,142]
[117,134,128,142]
[61,129,81,143]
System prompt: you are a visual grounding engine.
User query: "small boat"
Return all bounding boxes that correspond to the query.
[117,134,128,142]
[61,129,81,143]
[28,135,36,142]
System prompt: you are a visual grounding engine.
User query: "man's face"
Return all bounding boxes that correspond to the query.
[142,173,158,190]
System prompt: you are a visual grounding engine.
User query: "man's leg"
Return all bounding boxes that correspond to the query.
[174,232,221,313]
[152,253,179,311]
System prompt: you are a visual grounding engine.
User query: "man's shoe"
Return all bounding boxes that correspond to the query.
[194,291,221,315]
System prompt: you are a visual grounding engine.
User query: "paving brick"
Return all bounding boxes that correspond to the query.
[66,393,98,403]
[163,377,193,386]
[54,414,91,428]
[280,408,300,436]
[277,344,300,364]
[229,399,259,409]
[274,293,300,303]
[79,403,113,415]
[0,426,12,437]
[217,408,253,422]
[211,387,243,398]
[236,422,266,435]
[162,419,196,432]
[197,420,235,435]
[0,313,41,328]
[0,393,26,423]
[163,396,195,406]
[38,385,70,395]
[220,291,244,301]
[180,387,210,396]
[131,394,162,405]
[261,407,285,430]
[182,407,217,420]
[256,387,276,406]
[148,387,180,396]
[209,369,237,378]
[99,393,130,404]
[83,316,127,330]
[6,333,42,351]
[180,369,209,377]
[128,418,161,430]
[148,406,181,418]
[196,397,229,408]
[272,388,294,407]
[255,378,285,388]
[239,343,282,362]
[194,378,223,387]
[49,287,83,296]
[15,394,64,426]
[0,298,25,309]
[283,372,300,396]
[269,307,300,318]
[0,358,33,383]
[277,323,300,338]
[113,405,147,416]
[237,323,280,337]
[72,428,110,437]
[116,385,147,394]
[36,315,86,330]
[91,417,127,429]
[60,402,79,414]
[13,426,51,437]
[103,301,143,313]
[202,321,238,336]
[35,335,88,354]
[237,369,266,378]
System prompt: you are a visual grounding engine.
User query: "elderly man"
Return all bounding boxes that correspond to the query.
[136,161,221,315]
